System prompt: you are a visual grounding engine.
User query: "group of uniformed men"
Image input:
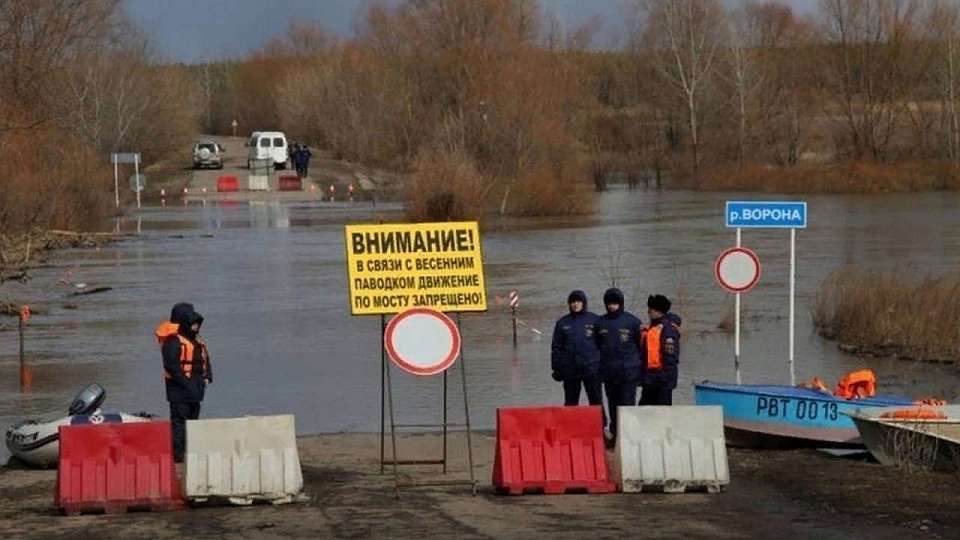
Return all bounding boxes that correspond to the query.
[551,288,681,446]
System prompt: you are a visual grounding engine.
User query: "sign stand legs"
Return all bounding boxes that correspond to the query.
[379,312,476,496]
[442,370,448,474]
[734,227,742,385]
[455,312,477,496]
[385,341,400,499]
[380,315,386,475]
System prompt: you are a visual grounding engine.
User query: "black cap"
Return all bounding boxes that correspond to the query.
[647,294,671,313]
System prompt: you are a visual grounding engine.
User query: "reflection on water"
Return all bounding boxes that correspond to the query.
[3,189,960,462]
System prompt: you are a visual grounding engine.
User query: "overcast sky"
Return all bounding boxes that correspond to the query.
[124,0,820,63]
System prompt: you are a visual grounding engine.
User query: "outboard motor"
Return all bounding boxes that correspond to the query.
[68,383,106,416]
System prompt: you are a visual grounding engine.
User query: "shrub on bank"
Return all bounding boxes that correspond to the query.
[812,268,960,362]
[405,149,487,222]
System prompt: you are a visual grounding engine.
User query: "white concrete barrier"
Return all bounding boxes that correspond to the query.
[185,414,303,504]
[247,174,269,191]
[615,405,729,493]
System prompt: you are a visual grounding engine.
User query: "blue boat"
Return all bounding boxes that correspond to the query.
[694,381,914,448]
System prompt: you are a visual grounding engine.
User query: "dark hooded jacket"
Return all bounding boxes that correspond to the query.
[550,290,601,381]
[596,288,643,382]
[161,303,211,403]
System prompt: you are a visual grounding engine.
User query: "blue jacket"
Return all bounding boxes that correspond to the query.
[641,313,681,389]
[596,288,643,382]
[550,291,601,380]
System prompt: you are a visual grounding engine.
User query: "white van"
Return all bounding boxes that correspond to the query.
[247,131,288,170]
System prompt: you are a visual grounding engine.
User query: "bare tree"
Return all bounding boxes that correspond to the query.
[929,0,960,161]
[635,0,727,180]
[818,0,930,161]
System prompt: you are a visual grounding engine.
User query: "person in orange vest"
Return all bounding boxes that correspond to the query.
[155,303,212,462]
[639,294,681,406]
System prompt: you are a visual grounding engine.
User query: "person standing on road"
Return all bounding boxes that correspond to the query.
[596,288,643,445]
[299,144,313,178]
[288,142,298,172]
[550,290,604,409]
[155,303,212,462]
[639,294,681,406]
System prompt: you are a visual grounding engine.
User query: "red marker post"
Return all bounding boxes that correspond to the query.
[19,305,31,392]
[508,290,519,347]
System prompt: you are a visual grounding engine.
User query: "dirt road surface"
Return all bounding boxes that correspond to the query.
[184,136,395,203]
[1,432,958,539]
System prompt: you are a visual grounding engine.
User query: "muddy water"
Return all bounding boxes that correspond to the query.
[3,189,960,460]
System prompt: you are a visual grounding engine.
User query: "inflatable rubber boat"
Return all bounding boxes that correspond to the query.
[5,383,153,468]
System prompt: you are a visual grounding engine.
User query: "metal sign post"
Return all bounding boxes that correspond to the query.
[729,220,747,386]
[344,222,486,496]
[134,154,141,209]
[113,160,119,208]
[715,246,761,385]
[110,152,141,209]
[725,201,807,386]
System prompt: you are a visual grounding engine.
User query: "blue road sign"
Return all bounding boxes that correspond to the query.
[725,201,807,228]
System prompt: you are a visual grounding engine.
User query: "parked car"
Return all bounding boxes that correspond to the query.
[193,140,224,169]
[246,131,288,170]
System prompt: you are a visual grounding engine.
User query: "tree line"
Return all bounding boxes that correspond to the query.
[6,0,960,236]
[0,0,197,237]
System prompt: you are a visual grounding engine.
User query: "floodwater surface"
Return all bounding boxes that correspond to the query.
[3,189,960,461]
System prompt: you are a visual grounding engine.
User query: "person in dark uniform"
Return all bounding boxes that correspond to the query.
[639,294,681,406]
[596,288,642,445]
[155,303,212,462]
[551,290,603,408]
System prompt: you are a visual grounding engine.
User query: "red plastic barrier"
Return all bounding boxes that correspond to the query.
[216,175,240,192]
[278,175,302,191]
[56,421,182,514]
[493,405,615,495]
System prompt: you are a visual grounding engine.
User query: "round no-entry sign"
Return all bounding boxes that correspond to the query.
[384,308,461,376]
[715,247,761,293]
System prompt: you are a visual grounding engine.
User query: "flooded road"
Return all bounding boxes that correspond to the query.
[3,188,960,460]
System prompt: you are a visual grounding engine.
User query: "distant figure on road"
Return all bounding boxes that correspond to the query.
[550,290,603,409]
[288,142,298,170]
[596,288,643,446]
[296,144,313,178]
[155,303,212,462]
[639,294,681,406]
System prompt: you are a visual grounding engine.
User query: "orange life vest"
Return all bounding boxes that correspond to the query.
[880,408,947,420]
[645,325,663,370]
[834,369,876,400]
[642,321,679,371]
[797,377,830,393]
[155,321,208,380]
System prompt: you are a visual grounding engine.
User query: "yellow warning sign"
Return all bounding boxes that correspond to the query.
[344,221,487,315]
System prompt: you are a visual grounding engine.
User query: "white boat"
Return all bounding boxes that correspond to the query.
[847,405,960,472]
[5,383,153,468]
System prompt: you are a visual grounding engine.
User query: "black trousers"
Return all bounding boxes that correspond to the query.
[603,379,637,437]
[639,385,673,406]
[563,378,604,407]
[169,401,201,461]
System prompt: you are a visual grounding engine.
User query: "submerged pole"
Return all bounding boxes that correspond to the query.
[19,305,31,392]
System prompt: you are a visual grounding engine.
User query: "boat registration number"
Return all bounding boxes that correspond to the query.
[756,396,839,421]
